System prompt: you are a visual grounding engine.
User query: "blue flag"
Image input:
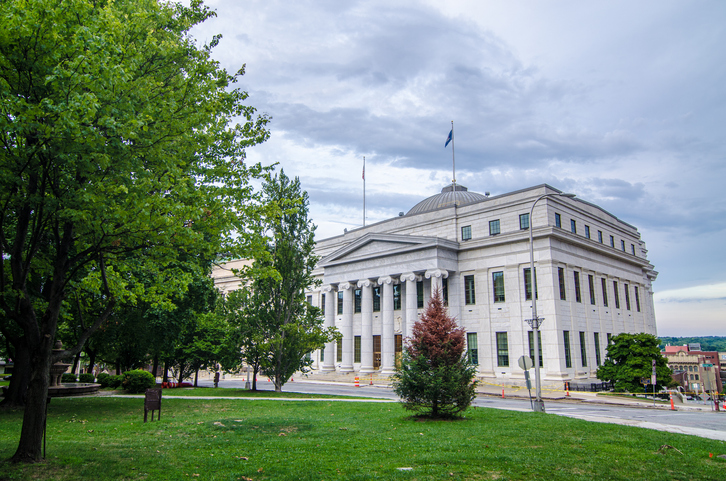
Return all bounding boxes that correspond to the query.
[445,129,453,147]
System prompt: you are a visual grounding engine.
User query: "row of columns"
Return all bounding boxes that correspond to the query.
[321,269,449,374]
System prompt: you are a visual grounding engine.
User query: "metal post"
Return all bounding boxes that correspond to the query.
[527,191,576,413]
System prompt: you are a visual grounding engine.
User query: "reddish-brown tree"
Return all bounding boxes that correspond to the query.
[392,289,477,418]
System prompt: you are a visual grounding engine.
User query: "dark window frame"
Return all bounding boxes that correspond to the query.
[564,331,572,368]
[519,213,530,230]
[570,219,577,234]
[579,331,588,367]
[601,278,609,307]
[492,271,505,303]
[464,275,476,305]
[524,267,538,301]
[588,274,596,305]
[558,267,567,301]
[461,225,472,241]
[496,332,509,367]
[574,271,582,303]
[489,219,501,235]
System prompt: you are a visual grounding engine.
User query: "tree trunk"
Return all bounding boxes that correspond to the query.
[11,335,53,462]
[252,363,258,391]
[115,360,120,375]
[162,361,169,383]
[151,355,159,379]
[194,368,199,387]
[86,349,96,377]
[71,352,81,374]
[1,339,31,407]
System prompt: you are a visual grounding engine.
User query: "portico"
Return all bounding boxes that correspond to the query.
[318,233,458,374]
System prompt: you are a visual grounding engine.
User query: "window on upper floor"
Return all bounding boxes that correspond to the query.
[601,278,609,307]
[621,239,626,252]
[613,281,620,309]
[558,267,567,300]
[416,281,424,308]
[354,289,362,313]
[610,235,615,248]
[634,286,641,312]
[461,225,472,241]
[624,284,630,310]
[489,219,500,235]
[524,267,538,301]
[321,293,326,315]
[442,277,449,305]
[631,244,636,255]
[570,219,577,234]
[555,213,561,228]
[337,290,344,314]
[464,275,476,305]
[373,286,381,312]
[519,213,530,230]
[585,225,591,239]
[306,295,312,305]
[598,230,603,243]
[574,271,582,303]
[393,284,401,310]
[492,271,505,302]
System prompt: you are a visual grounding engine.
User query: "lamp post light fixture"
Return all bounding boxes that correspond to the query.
[526,191,576,413]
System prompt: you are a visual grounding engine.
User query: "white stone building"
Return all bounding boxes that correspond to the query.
[307,183,658,386]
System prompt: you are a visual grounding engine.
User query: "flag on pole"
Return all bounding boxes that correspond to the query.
[445,129,453,147]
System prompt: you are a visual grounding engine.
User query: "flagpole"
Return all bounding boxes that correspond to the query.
[363,156,366,227]
[451,120,456,187]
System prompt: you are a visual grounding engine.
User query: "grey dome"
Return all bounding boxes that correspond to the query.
[407,184,487,216]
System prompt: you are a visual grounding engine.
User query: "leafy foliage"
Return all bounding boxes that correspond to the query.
[61,374,77,383]
[597,333,673,392]
[78,373,95,383]
[392,291,477,418]
[659,336,726,352]
[121,370,156,394]
[0,0,270,461]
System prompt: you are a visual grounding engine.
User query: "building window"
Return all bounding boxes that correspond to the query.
[588,275,596,305]
[306,295,312,305]
[558,267,567,301]
[610,235,615,248]
[337,291,344,314]
[579,331,588,367]
[574,271,582,303]
[631,244,636,255]
[601,278,609,307]
[598,230,603,243]
[321,294,326,315]
[555,213,561,228]
[354,289,362,313]
[489,219,500,235]
[519,213,530,230]
[613,281,620,309]
[496,332,509,367]
[624,284,631,310]
[607,333,612,344]
[564,331,572,368]
[492,271,505,302]
[467,333,478,365]
[464,275,476,305]
[621,239,626,252]
[570,219,577,234]
[524,267,538,301]
[393,284,401,310]
[461,225,472,241]
[594,332,602,366]
[354,336,361,363]
[320,347,324,362]
[373,286,381,312]
[416,281,424,308]
[634,286,641,312]
[442,277,449,304]
[336,341,342,363]
[585,225,591,239]
[528,331,543,367]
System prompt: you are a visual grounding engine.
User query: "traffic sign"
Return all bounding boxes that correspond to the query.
[518,355,533,370]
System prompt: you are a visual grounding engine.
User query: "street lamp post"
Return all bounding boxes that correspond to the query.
[526,192,576,413]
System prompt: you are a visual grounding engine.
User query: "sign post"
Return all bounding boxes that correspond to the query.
[518,355,534,411]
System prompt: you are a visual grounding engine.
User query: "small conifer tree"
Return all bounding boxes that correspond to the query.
[392,290,477,418]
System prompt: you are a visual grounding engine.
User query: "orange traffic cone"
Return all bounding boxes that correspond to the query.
[354,376,360,387]
[670,393,675,411]
[502,387,505,398]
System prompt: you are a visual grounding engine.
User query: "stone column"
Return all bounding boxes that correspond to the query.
[358,279,374,373]
[400,272,418,341]
[378,275,395,374]
[425,268,448,300]
[321,285,336,371]
[339,281,354,372]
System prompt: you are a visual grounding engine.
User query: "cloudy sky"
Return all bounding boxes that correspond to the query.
[191,0,725,336]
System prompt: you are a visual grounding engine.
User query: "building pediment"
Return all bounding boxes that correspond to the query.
[319,233,458,268]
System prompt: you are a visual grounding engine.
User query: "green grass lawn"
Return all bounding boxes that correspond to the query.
[122,387,381,399]
[1,396,724,480]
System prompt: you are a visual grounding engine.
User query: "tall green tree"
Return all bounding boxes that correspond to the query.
[392,290,477,418]
[243,171,339,392]
[0,0,269,462]
[597,333,673,392]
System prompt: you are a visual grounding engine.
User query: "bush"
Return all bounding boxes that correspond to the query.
[61,373,77,383]
[122,370,156,393]
[96,372,110,386]
[392,290,477,418]
[78,373,95,383]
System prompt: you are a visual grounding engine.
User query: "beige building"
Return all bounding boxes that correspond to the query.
[304,183,658,386]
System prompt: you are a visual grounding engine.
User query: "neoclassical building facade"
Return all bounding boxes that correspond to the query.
[306,183,658,385]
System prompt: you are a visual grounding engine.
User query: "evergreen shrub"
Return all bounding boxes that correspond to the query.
[96,372,110,386]
[61,373,77,383]
[122,370,156,393]
[78,373,95,383]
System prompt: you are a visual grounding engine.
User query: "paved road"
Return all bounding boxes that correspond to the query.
[198,377,726,441]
